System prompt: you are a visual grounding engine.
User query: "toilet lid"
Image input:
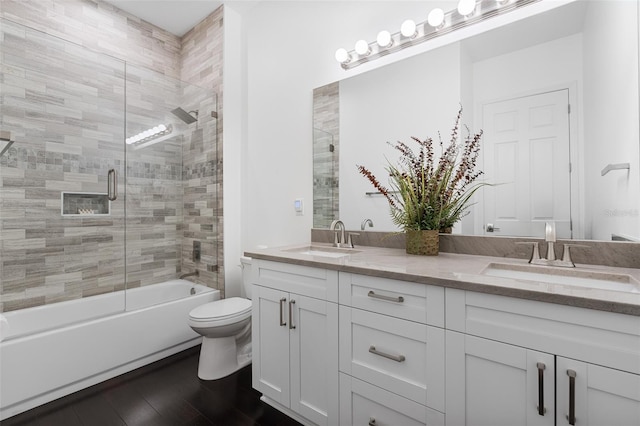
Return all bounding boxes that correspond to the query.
[189,297,252,321]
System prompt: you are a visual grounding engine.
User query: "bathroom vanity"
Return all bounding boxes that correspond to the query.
[245,244,640,426]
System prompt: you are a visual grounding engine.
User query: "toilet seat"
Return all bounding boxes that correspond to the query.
[189,297,252,325]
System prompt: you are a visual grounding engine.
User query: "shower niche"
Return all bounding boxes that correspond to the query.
[61,192,110,216]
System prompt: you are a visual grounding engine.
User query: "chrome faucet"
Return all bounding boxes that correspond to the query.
[544,221,557,262]
[517,221,587,268]
[361,218,374,231]
[330,220,346,247]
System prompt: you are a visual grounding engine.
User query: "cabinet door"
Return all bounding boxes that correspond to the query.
[446,331,555,426]
[252,285,290,407]
[557,357,640,426]
[289,294,339,426]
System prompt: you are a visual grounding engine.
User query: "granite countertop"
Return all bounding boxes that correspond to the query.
[245,243,640,316]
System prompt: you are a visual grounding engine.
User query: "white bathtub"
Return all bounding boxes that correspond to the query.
[0,280,219,421]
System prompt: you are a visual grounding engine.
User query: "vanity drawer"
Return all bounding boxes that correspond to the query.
[339,272,444,326]
[251,259,338,302]
[339,306,445,411]
[339,373,445,426]
[446,288,640,374]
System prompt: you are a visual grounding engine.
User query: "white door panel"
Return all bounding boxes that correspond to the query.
[483,90,572,238]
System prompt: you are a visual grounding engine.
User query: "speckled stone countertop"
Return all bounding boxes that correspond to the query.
[245,243,640,316]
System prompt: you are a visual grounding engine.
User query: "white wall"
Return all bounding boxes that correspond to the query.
[339,43,461,231]
[223,5,245,296]
[242,1,450,249]
[583,0,640,241]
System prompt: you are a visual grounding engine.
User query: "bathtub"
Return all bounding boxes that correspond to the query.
[0,280,219,421]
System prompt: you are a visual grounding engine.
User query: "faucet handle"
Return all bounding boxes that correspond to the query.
[560,244,589,267]
[516,241,541,263]
[347,232,360,248]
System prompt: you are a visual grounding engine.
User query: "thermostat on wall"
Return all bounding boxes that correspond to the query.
[294,198,304,215]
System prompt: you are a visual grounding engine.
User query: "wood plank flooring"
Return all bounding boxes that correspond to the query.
[1,346,302,426]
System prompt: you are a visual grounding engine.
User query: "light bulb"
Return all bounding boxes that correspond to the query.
[458,0,476,17]
[427,8,445,28]
[334,48,351,64]
[400,19,417,38]
[354,40,371,56]
[376,30,393,48]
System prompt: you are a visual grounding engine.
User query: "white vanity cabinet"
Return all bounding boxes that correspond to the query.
[338,273,446,426]
[251,260,339,426]
[250,256,640,426]
[445,288,640,426]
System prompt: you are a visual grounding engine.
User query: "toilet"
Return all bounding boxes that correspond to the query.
[188,256,253,380]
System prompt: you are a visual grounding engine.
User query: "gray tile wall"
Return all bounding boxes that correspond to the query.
[180,7,224,296]
[0,0,224,311]
[313,82,340,228]
[0,19,127,311]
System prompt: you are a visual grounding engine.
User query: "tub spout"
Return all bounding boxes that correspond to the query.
[180,270,199,279]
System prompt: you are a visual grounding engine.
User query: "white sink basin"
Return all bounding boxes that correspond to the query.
[283,245,361,258]
[482,263,640,293]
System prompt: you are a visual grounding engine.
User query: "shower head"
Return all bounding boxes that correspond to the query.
[171,107,198,124]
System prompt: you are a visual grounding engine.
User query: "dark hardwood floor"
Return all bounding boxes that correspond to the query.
[1,346,302,426]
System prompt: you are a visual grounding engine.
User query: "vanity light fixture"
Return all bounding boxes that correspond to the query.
[427,8,445,29]
[335,0,541,70]
[334,47,352,64]
[376,30,393,49]
[400,19,418,39]
[126,124,172,145]
[458,0,478,18]
[354,39,371,56]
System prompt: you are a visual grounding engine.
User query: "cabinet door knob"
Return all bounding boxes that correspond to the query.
[279,298,287,327]
[368,417,376,426]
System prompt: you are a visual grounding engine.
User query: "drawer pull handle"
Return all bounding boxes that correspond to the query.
[368,417,376,426]
[279,298,287,327]
[369,345,405,363]
[537,362,546,416]
[289,300,296,330]
[566,369,577,425]
[367,290,404,303]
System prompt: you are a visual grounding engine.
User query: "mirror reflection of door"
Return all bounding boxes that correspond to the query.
[482,89,572,238]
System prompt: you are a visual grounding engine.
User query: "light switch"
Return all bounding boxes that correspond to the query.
[294,198,304,215]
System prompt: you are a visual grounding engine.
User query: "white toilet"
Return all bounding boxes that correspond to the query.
[188,256,253,380]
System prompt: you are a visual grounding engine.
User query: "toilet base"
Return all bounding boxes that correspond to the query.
[197,336,252,380]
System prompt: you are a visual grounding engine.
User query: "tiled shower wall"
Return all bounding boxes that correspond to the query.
[312,82,340,228]
[180,8,225,296]
[0,0,224,311]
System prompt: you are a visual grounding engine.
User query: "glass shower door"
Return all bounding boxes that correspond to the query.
[0,20,126,327]
[124,63,217,309]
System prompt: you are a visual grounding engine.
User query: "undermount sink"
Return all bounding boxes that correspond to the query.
[283,245,361,258]
[482,263,640,293]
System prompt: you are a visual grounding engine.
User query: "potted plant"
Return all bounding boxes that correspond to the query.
[357,107,486,255]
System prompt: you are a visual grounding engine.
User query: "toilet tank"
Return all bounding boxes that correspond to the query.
[240,256,252,299]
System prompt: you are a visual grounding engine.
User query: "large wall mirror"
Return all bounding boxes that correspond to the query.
[313,0,640,242]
